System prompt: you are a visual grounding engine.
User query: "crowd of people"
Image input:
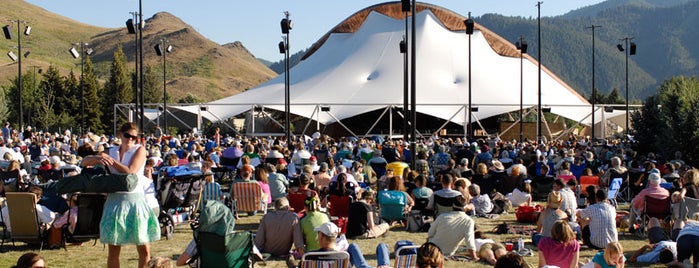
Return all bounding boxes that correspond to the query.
[2,122,699,267]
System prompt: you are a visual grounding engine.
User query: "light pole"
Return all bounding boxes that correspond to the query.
[126,12,139,132]
[138,0,144,138]
[279,11,293,145]
[586,25,601,140]
[4,20,31,129]
[617,38,636,137]
[155,38,172,132]
[464,14,474,141]
[29,65,41,128]
[536,1,543,144]
[69,42,93,135]
[516,36,528,142]
[401,0,410,143]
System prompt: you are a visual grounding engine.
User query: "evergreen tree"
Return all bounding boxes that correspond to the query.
[605,88,625,104]
[82,56,105,134]
[103,45,133,129]
[143,65,161,104]
[4,73,33,127]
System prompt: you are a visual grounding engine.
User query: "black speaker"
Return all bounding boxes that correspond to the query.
[616,44,624,52]
[280,18,292,34]
[321,106,330,112]
[399,40,407,53]
[125,19,136,34]
[401,0,410,12]
[604,106,614,113]
[464,19,474,35]
[154,44,163,56]
[278,41,286,54]
[516,41,528,54]
[3,25,12,39]
[629,42,636,55]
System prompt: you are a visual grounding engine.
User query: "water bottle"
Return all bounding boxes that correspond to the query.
[517,237,524,251]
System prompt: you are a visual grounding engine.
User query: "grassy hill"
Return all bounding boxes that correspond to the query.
[0,0,276,102]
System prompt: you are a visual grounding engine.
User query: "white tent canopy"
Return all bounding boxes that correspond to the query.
[174,3,598,131]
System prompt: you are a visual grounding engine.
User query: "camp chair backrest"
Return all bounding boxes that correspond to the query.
[197,231,253,268]
[378,190,407,222]
[558,175,576,184]
[644,196,671,220]
[394,245,420,268]
[370,162,387,178]
[5,192,44,247]
[72,193,107,239]
[328,195,352,218]
[231,182,265,213]
[1,170,21,193]
[607,178,623,200]
[220,157,240,170]
[579,176,599,190]
[288,192,308,214]
[413,198,429,212]
[301,251,350,268]
[683,197,699,220]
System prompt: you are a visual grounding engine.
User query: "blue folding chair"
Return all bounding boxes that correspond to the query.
[607,177,623,207]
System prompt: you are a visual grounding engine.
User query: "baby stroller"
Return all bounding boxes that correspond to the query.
[157,166,205,239]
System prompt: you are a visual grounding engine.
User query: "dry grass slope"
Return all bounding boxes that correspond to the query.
[0,0,276,102]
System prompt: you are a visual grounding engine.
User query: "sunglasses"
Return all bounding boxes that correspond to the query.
[122,132,138,140]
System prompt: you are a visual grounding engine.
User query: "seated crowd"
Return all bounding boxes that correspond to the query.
[3,126,699,267]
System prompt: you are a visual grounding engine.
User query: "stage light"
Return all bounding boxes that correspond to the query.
[321,106,331,112]
[629,42,636,55]
[7,51,17,62]
[464,18,474,35]
[69,47,80,59]
[470,107,479,112]
[278,41,286,54]
[24,26,31,35]
[516,40,528,54]
[401,0,410,12]
[604,106,614,113]
[154,44,163,56]
[399,39,407,54]
[616,44,624,52]
[2,25,11,39]
[280,18,292,34]
[126,19,136,34]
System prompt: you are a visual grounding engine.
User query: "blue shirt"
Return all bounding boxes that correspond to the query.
[592,251,626,268]
[636,241,676,263]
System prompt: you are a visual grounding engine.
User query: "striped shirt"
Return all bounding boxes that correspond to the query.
[579,201,618,249]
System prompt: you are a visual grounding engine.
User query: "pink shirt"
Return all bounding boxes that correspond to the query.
[631,185,669,211]
[258,181,272,204]
[537,236,580,268]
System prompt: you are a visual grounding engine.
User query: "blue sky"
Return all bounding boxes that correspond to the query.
[25,0,605,61]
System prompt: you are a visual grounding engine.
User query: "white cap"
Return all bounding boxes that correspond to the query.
[313,222,340,238]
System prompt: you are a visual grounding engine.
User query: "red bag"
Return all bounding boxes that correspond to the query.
[516,205,541,223]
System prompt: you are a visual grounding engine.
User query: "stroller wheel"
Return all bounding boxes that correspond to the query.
[159,213,175,240]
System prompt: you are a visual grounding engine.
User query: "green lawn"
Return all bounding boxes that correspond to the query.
[0,202,670,267]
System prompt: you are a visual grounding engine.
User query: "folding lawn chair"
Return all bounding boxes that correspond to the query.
[640,196,671,237]
[607,177,623,207]
[378,190,408,222]
[327,195,352,233]
[230,182,266,216]
[5,192,47,251]
[679,197,699,221]
[394,245,420,268]
[579,176,599,191]
[62,193,107,250]
[300,251,350,268]
[195,231,254,268]
[288,192,308,215]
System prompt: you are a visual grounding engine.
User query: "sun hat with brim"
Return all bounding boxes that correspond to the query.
[314,222,340,238]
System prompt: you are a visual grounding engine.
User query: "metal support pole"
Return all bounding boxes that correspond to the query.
[586,25,601,140]
[410,0,417,168]
[403,11,409,143]
[16,20,24,130]
[536,1,543,144]
[139,0,145,136]
[467,12,473,140]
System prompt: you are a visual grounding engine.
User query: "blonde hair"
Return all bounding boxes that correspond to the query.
[604,242,623,266]
[147,256,173,268]
[547,191,562,209]
[684,168,699,186]
[476,163,488,175]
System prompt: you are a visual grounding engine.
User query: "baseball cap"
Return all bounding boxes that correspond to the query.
[314,222,340,238]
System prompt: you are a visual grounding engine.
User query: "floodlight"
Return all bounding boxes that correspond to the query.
[2,25,11,39]
[85,48,93,56]
[126,19,136,34]
[24,51,30,58]
[24,26,31,35]
[280,18,292,34]
[166,45,173,53]
[69,47,80,59]
[616,44,624,52]
[629,42,636,55]
[464,18,474,35]
[320,106,331,112]
[7,51,17,62]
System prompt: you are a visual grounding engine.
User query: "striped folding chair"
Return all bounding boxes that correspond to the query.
[394,245,420,268]
[231,182,266,215]
[301,251,350,268]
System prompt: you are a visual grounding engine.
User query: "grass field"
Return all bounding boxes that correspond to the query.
[0,202,669,267]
